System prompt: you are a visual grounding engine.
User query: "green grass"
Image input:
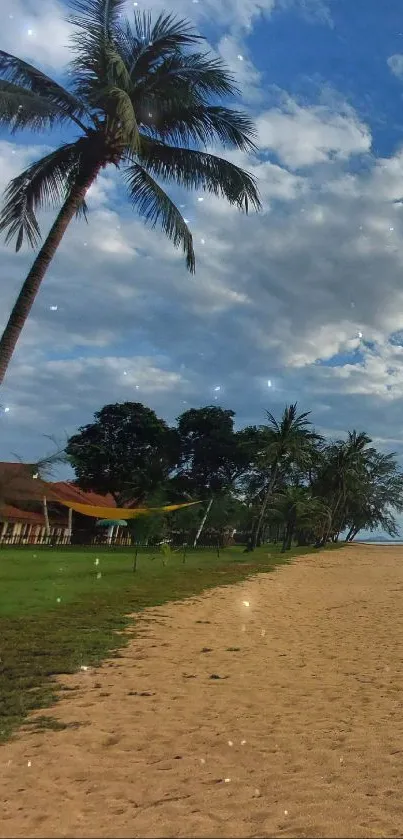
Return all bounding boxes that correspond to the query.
[0,542,343,743]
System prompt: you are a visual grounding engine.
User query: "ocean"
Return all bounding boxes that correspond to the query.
[356,540,403,545]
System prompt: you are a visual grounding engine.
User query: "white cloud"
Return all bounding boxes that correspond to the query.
[387,54,403,80]
[0,0,333,80]
[0,141,50,192]
[2,5,403,504]
[1,0,72,69]
[124,0,275,35]
[217,36,262,102]
[310,340,403,400]
[256,99,371,168]
[133,0,332,34]
[279,0,333,26]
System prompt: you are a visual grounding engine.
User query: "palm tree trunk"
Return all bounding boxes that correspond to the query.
[0,164,101,385]
[43,496,50,540]
[345,525,355,542]
[321,489,344,546]
[247,467,278,551]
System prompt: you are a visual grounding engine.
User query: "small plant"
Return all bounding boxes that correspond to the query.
[160,543,172,567]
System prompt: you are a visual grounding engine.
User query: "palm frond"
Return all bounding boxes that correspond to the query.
[123,162,195,272]
[136,138,261,213]
[134,51,239,100]
[0,81,72,132]
[69,0,127,36]
[264,412,281,433]
[0,51,89,129]
[140,103,257,151]
[68,0,131,101]
[0,139,89,251]
[104,42,131,89]
[124,12,202,78]
[100,85,140,149]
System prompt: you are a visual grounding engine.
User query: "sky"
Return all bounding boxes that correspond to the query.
[1,0,403,536]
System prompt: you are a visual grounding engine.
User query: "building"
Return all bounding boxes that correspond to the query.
[0,462,130,545]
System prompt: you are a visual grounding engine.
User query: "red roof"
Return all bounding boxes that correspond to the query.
[1,504,46,525]
[51,482,116,507]
[0,462,118,524]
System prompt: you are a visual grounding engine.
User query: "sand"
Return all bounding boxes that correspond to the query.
[2,545,403,838]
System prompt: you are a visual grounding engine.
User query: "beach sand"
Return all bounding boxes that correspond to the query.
[2,544,403,838]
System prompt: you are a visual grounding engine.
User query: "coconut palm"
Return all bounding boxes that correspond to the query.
[269,486,331,552]
[245,403,323,551]
[313,430,376,544]
[0,1,260,384]
[343,450,403,542]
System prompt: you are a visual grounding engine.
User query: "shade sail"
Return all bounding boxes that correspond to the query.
[53,500,201,519]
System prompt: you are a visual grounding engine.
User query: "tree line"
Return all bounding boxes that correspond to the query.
[64,400,403,551]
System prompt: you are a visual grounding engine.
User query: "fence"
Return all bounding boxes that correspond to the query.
[0,533,71,547]
[0,535,243,550]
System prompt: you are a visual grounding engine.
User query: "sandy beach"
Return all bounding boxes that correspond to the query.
[2,544,403,838]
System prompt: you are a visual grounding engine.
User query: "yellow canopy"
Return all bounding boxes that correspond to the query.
[55,499,201,519]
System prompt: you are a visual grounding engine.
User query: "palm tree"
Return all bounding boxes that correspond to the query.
[0,1,260,384]
[343,450,403,542]
[245,403,323,551]
[270,486,331,552]
[313,430,375,544]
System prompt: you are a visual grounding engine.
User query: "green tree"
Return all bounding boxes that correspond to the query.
[270,486,331,552]
[246,403,323,551]
[343,451,403,541]
[176,406,250,492]
[175,405,255,544]
[0,2,260,384]
[313,431,376,544]
[65,401,179,505]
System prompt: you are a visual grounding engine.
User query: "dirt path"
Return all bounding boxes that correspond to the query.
[2,545,403,838]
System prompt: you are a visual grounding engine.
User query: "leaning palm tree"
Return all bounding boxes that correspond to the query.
[314,430,375,544]
[246,403,323,551]
[0,1,260,384]
[270,486,330,552]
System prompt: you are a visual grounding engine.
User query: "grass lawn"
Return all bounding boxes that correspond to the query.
[0,542,343,743]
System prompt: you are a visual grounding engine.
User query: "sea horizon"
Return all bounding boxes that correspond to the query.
[355,539,403,545]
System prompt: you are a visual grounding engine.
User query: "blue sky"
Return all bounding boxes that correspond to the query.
[2,0,403,537]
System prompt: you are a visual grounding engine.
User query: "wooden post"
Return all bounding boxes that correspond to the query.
[43,497,50,540]
[193,497,213,548]
[67,507,73,543]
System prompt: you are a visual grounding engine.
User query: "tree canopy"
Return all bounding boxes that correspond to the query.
[65,398,403,549]
[65,401,179,505]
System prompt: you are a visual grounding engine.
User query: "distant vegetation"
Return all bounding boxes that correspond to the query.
[62,399,403,551]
